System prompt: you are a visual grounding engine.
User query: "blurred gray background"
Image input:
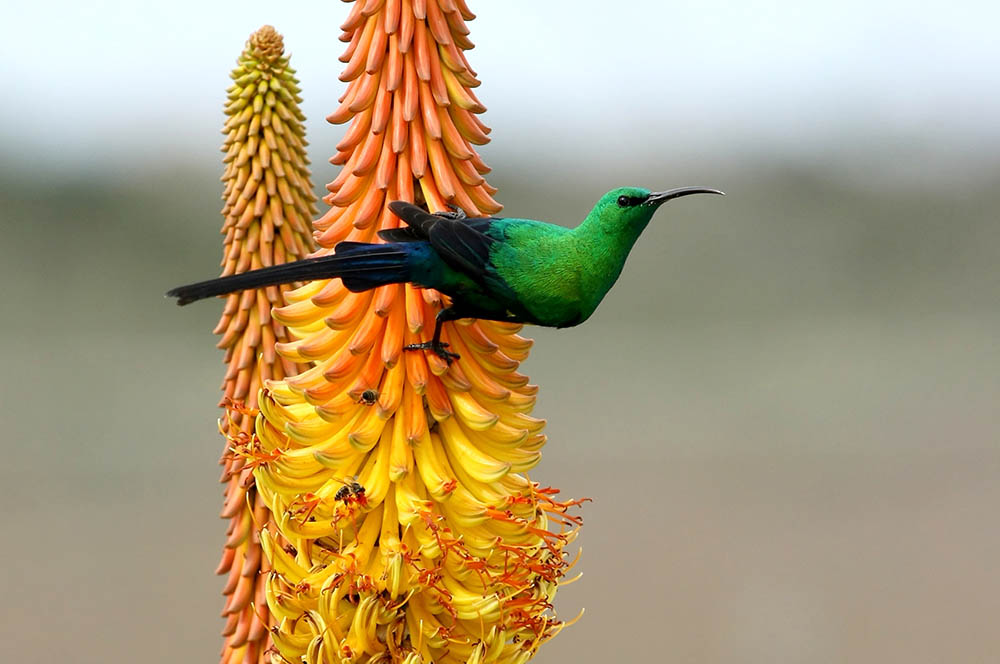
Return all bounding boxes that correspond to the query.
[2,1,998,662]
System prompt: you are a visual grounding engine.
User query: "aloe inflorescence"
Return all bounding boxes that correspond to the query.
[212,7,586,664]
[214,25,317,664]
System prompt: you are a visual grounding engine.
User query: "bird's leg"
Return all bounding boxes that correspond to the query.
[432,205,466,220]
[404,307,462,364]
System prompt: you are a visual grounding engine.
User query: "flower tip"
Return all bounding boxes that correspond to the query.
[249,24,284,64]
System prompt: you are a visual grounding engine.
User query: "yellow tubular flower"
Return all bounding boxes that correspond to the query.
[215,26,318,664]
[250,3,586,663]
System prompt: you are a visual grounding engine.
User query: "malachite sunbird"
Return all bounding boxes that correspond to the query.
[168,186,723,362]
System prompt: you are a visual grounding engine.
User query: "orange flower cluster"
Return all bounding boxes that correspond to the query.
[214,25,317,664]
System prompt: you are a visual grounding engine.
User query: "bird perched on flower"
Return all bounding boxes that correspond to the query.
[169,185,722,362]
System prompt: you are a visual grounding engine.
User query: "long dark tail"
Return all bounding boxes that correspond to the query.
[167,242,412,305]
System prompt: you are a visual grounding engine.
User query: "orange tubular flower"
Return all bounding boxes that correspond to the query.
[246,4,586,664]
[215,26,318,664]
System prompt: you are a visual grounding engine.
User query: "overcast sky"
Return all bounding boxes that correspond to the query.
[3,0,999,170]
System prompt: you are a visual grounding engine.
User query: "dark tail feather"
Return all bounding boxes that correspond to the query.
[333,242,413,292]
[167,242,411,305]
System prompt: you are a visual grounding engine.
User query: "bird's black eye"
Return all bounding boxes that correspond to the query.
[617,194,645,208]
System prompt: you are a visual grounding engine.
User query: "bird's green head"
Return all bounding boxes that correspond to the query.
[587,185,724,238]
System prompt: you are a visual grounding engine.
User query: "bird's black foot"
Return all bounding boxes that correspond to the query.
[433,206,467,220]
[404,341,461,364]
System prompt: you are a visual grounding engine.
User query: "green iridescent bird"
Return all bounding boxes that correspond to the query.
[168,186,723,362]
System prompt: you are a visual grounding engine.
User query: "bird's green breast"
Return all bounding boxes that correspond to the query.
[487,219,633,327]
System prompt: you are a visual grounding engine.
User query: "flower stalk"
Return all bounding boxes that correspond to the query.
[214,25,317,664]
[221,5,584,663]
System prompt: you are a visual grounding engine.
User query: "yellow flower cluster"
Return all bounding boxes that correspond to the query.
[214,25,317,664]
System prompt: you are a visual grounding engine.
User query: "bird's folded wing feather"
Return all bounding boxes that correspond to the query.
[385,201,498,280]
[385,202,441,236]
[377,226,424,242]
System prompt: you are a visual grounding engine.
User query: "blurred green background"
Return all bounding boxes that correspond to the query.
[2,1,999,662]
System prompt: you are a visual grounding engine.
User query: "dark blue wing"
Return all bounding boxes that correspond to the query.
[383,201,500,280]
[377,226,425,243]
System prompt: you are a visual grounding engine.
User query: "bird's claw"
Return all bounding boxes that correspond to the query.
[404,341,460,364]
[433,206,467,220]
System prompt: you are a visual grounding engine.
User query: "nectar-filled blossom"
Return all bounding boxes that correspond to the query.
[228,4,586,663]
[214,25,318,664]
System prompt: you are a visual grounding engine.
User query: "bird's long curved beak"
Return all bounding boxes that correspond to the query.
[645,186,725,206]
